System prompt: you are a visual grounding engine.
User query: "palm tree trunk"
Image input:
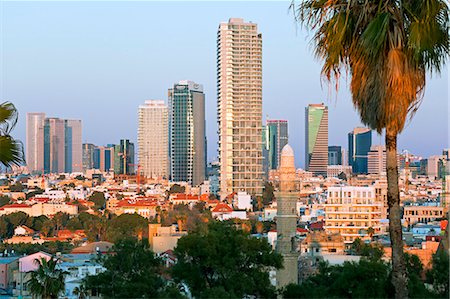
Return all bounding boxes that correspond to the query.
[386,130,408,298]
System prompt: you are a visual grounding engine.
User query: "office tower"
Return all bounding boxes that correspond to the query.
[341,148,348,166]
[275,144,299,287]
[217,18,263,197]
[305,104,328,176]
[26,113,46,173]
[82,143,96,171]
[64,119,82,173]
[169,81,206,186]
[93,146,114,172]
[114,139,134,175]
[368,145,387,175]
[324,186,383,245]
[348,127,372,174]
[427,155,445,179]
[43,118,66,173]
[138,100,169,179]
[266,120,289,170]
[328,145,342,165]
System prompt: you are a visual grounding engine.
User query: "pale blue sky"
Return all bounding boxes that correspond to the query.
[2,1,448,167]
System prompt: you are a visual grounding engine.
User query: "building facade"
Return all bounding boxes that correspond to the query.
[266,120,288,170]
[64,119,82,173]
[328,145,342,165]
[26,113,46,173]
[348,128,372,174]
[324,186,383,246]
[305,104,328,176]
[82,143,96,171]
[44,118,66,173]
[114,139,134,175]
[169,81,206,186]
[138,100,169,179]
[217,18,263,197]
[368,145,387,175]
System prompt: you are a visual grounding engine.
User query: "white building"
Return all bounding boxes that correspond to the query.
[324,186,383,246]
[138,100,169,179]
[327,165,352,178]
[233,191,252,211]
[368,145,386,175]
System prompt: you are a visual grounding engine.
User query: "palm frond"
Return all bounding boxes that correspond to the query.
[0,135,24,168]
[0,102,18,135]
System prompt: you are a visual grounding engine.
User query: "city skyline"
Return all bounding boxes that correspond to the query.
[3,2,448,168]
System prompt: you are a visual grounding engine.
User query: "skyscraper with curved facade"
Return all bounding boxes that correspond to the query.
[217,18,263,198]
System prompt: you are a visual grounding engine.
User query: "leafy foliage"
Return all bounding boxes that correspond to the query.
[172,221,282,298]
[0,102,24,168]
[84,238,176,298]
[105,213,148,243]
[89,191,106,210]
[426,250,449,298]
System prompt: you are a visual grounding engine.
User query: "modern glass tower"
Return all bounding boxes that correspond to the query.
[266,120,289,170]
[217,18,263,197]
[328,145,342,165]
[82,143,96,171]
[169,81,206,186]
[348,127,372,174]
[114,139,134,175]
[305,104,328,176]
[26,112,46,173]
[64,119,82,173]
[138,100,169,179]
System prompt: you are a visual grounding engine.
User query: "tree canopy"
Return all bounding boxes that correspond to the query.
[172,221,282,298]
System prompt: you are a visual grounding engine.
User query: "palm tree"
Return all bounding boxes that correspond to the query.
[72,284,87,299]
[28,257,68,299]
[293,1,449,298]
[0,102,24,168]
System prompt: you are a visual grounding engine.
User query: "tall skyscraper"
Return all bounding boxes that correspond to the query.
[217,18,263,197]
[348,127,372,174]
[328,145,342,165]
[266,120,289,170]
[114,139,134,175]
[94,146,114,172]
[169,81,206,186]
[138,100,169,179]
[82,143,96,171]
[44,118,66,173]
[64,119,82,173]
[26,113,45,173]
[305,104,328,176]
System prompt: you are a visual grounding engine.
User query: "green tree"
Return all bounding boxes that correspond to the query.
[262,181,275,205]
[172,221,282,298]
[28,257,68,299]
[0,102,24,168]
[0,195,10,207]
[426,250,449,298]
[167,184,185,196]
[72,284,87,299]
[84,238,168,298]
[105,213,147,243]
[26,188,44,199]
[89,191,106,210]
[294,1,449,297]
[9,182,24,192]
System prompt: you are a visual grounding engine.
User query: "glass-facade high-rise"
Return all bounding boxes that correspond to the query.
[26,113,46,173]
[266,120,288,170]
[217,18,263,197]
[82,143,96,171]
[328,145,342,165]
[305,104,328,176]
[348,128,372,174]
[114,139,134,175]
[169,81,206,186]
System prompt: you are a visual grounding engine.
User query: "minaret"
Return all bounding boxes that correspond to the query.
[275,144,299,287]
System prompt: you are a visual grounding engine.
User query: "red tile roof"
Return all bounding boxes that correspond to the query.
[212,202,233,213]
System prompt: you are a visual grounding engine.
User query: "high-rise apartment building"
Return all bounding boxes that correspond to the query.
[348,127,372,174]
[26,113,46,173]
[138,100,169,179]
[217,18,263,197]
[64,119,82,173]
[169,81,206,186]
[266,120,289,170]
[305,104,328,176]
[82,143,96,171]
[114,139,134,175]
[328,145,342,165]
[368,145,387,175]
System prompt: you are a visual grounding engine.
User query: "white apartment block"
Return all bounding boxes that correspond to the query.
[138,100,169,179]
[217,18,263,198]
[324,186,383,245]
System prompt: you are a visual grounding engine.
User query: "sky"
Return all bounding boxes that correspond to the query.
[2,1,449,168]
